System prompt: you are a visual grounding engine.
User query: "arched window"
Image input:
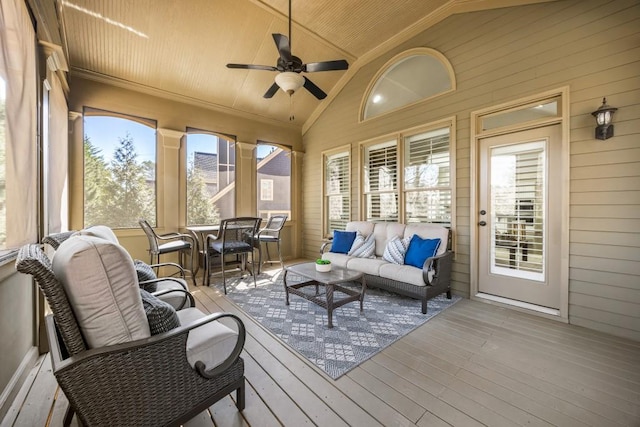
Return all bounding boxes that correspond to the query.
[83,108,157,228]
[361,48,455,120]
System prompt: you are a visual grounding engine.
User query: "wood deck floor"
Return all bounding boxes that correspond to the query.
[4,266,640,427]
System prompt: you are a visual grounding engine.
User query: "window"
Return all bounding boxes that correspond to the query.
[256,142,290,220]
[362,48,455,120]
[323,149,350,235]
[186,129,236,225]
[0,0,38,258]
[404,127,451,225]
[83,109,157,228]
[260,179,274,201]
[363,140,398,222]
[360,122,454,227]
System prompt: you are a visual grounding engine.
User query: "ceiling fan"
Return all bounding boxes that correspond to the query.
[226,0,349,100]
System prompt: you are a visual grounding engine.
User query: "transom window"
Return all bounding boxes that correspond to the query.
[83,108,157,228]
[186,129,236,226]
[362,48,455,121]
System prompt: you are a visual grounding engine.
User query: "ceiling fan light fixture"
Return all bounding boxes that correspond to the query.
[275,71,304,95]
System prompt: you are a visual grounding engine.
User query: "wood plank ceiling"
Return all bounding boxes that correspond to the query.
[57,0,551,128]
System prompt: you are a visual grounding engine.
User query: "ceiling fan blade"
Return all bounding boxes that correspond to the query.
[303,77,327,100]
[272,33,292,63]
[263,82,280,99]
[304,60,349,73]
[227,63,278,71]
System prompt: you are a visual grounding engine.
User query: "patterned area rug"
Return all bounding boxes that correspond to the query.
[224,269,460,379]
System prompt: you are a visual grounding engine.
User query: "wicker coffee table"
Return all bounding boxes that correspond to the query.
[283,262,366,328]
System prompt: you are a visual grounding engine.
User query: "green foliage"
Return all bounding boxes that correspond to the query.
[186,158,220,225]
[84,133,154,228]
[316,259,331,265]
[84,134,220,229]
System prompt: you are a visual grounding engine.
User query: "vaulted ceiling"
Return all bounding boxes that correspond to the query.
[54,0,555,130]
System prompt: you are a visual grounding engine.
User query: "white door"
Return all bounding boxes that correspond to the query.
[478,125,562,309]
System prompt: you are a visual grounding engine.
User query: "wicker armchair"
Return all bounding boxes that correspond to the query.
[16,242,246,427]
[43,229,193,310]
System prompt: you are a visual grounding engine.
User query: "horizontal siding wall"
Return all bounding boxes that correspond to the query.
[302,0,640,339]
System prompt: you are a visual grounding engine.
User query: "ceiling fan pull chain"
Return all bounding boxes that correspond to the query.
[289,94,295,121]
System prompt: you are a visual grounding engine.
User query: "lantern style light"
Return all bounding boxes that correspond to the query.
[591,97,617,140]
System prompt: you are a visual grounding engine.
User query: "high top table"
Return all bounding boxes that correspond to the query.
[283,262,366,328]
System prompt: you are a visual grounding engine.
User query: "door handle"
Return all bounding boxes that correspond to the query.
[478,221,487,226]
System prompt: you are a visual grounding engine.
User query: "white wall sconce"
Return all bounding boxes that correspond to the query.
[591,97,617,140]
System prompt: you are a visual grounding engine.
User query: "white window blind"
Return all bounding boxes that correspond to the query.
[324,151,350,233]
[364,140,398,222]
[404,127,451,225]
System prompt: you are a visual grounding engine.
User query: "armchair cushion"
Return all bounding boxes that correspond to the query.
[330,230,357,254]
[140,289,180,335]
[75,225,119,244]
[53,236,150,348]
[404,235,441,269]
[134,260,158,292]
[177,308,240,370]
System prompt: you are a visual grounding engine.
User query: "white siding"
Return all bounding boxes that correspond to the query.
[302,0,640,340]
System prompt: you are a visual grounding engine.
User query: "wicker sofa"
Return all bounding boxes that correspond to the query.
[321,221,453,313]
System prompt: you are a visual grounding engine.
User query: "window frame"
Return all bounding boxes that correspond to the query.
[256,141,292,221]
[359,118,456,230]
[360,47,456,122]
[82,107,158,229]
[361,137,400,223]
[322,145,351,237]
[184,127,237,226]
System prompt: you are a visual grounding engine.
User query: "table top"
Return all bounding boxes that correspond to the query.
[185,225,220,233]
[285,262,363,285]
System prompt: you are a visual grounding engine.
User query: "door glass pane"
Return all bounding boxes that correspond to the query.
[490,141,545,281]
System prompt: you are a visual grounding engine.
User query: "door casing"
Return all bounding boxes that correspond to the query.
[469,87,570,322]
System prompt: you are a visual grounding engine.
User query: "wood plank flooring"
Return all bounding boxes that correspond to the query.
[4,266,640,426]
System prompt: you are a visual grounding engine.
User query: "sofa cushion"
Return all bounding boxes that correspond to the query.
[382,236,411,264]
[379,263,426,287]
[177,308,239,371]
[404,235,441,268]
[53,236,150,348]
[345,221,375,236]
[372,222,406,257]
[321,252,350,268]
[134,260,158,292]
[330,230,357,254]
[348,232,375,258]
[346,257,388,276]
[140,289,180,335]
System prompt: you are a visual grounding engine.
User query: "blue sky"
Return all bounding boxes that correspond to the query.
[84,115,275,164]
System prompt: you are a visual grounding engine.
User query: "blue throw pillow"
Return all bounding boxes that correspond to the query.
[404,235,441,269]
[330,230,357,254]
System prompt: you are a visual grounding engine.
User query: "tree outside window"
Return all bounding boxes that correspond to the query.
[186,131,235,225]
[83,111,156,228]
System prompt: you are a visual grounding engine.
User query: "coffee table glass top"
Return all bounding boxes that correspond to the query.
[285,262,363,284]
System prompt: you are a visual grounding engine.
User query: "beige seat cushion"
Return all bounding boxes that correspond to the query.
[378,263,426,287]
[75,225,120,244]
[177,308,239,370]
[53,236,150,348]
